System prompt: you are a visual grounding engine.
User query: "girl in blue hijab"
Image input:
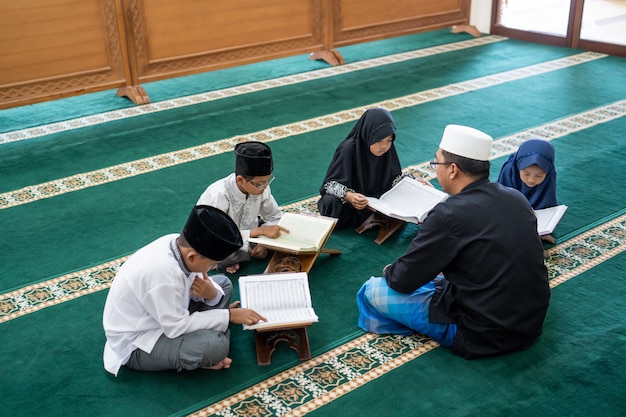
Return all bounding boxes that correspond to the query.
[497,138,557,210]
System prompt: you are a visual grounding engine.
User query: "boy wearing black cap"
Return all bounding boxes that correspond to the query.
[102,205,266,376]
[197,141,288,274]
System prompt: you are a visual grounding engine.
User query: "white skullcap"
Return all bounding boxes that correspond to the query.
[439,124,493,161]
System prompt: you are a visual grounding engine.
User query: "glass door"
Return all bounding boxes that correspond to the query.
[578,0,626,53]
[491,0,626,56]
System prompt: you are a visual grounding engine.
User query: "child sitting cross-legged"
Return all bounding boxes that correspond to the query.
[196,141,288,274]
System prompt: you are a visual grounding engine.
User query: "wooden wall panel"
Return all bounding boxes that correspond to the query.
[0,0,129,109]
[332,0,470,45]
[0,0,471,109]
[125,0,326,83]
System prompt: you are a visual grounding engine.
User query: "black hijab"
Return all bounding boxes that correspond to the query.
[320,108,402,198]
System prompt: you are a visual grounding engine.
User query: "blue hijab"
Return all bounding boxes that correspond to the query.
[497,138,557,209]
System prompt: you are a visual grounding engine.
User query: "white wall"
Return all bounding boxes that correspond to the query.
[470,0,493,34]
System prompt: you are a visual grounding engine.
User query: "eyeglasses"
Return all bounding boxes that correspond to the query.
[429,161,453,169]
[247,174,275,190]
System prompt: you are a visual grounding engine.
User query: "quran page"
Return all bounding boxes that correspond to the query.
[238,272,318,330]
[248,213,336,253]
[367,177,448,223]
[535,205,568,236]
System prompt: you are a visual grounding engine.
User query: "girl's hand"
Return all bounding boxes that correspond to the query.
[347,192,369,210]
[415,178,434,187]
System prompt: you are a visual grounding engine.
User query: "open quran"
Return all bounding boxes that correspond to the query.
[248,213,337,254]
[535,205,568,236]
[238,272,318,331]
[366,177,448,224]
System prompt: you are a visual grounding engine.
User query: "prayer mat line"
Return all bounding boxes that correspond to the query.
[0,258,126,323]
[1,102,623,315]
[1,101,624,309]
[2,210,625,325]
[186,335,439,417]
[0,36,507,145]
[0,52,611,211]
[545,213,626,288]
[276,99,626,210]
[186,217,626,417]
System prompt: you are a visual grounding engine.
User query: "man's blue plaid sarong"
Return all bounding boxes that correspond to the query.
[356,276,457,347]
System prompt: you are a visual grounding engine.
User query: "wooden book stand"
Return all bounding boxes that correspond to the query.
[356,211,406,245]
[255,325,312,365]
[254,217,340,365]
[262,217,341,274]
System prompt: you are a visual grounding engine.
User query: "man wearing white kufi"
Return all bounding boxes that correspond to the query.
[357,125,550,359]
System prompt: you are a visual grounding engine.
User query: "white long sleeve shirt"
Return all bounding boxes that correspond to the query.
[102,234,228,376]
[196,173,283,251]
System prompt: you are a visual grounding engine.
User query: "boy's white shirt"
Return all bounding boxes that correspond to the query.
[196,173,283,251]
[102,235,229,376]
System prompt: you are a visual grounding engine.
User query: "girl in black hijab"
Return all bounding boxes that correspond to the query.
[318,108,408,229]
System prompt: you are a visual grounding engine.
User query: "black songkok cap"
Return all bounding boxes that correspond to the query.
[182,205,243,261]
[235,141,273,176]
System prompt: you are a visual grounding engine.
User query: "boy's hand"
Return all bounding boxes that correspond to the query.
[229,304,267,326]
[191,272,218,300]
[253,224,289,239]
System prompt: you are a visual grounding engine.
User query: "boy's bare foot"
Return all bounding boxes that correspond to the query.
[225,263,240,274]
[250,246,269,259]
[203,357,232,370]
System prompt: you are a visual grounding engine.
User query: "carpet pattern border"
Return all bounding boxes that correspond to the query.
[0,51,612,211]
[189,334,438,417]
[183,213,626,416]
[3,210,624,325]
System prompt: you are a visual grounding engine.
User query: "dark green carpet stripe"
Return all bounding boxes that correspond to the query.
[0,104,624,292]
[1,209,623,417]
[0,52,611,198]
[185,213,626,416]
[304,257,626,417]
[0,42,608,192]
[3,99,625,308]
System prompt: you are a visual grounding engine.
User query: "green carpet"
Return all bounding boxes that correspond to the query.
[1,28,625,417]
